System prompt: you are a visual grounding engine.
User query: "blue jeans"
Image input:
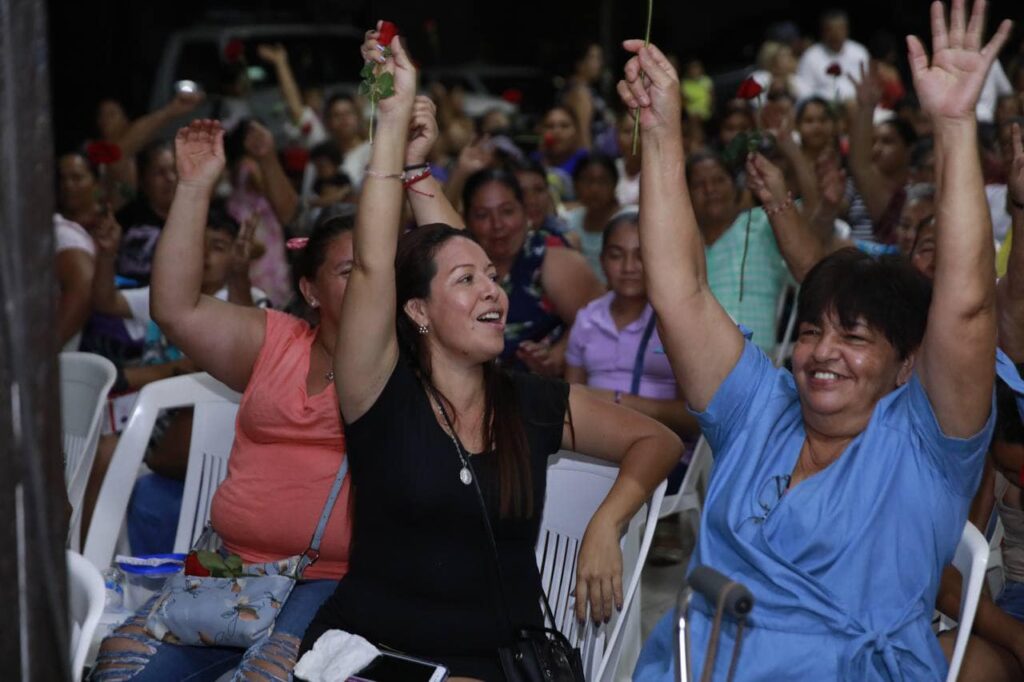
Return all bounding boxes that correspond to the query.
[996,579,1024,623]
[90,579,336,682]
[127,474,184,556]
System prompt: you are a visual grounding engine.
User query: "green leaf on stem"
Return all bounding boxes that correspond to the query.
[376,72,395,98]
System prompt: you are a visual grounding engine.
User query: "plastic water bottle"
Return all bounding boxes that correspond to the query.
[101,565,124,610]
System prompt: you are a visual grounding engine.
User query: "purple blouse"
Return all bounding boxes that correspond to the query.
[566,292,678,400]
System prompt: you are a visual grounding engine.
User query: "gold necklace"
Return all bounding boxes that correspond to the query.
[315,338,335,382]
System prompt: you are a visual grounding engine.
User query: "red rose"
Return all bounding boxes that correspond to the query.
[283,147,310,174]
[86,141,122,165]
[826,63,842,77]
[736,77,763,100]
[184,551,211,577]
[501,88,523,105]
[378,21,398,47]
[224,39,244,63]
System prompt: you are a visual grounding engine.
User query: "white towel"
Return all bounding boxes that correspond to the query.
[293,629,381,682]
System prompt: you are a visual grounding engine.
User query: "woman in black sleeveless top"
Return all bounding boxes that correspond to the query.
[300,25,681,681]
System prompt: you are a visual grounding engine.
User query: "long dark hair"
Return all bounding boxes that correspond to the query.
[396,223,533,518]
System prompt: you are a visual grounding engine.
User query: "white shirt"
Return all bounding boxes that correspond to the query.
[614,158,640,207]
[976,60,1013,124]
[54,214,95,256]
[796,40,870,101]
[987,184,1012,245]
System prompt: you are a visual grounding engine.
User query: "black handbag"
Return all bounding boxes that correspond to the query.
[429,388,585,682]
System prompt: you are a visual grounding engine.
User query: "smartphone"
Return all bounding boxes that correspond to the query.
[348,652,448,682]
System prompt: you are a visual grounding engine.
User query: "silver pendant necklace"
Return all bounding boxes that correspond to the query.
[430,392,473,486]
[315,338,335,382]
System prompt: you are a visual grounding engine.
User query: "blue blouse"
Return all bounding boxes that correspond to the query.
[636,339,994,681]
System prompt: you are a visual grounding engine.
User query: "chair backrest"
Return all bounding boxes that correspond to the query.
[538,452,666,682]
[67,549,106,682]
[659,436,713,522]
[82,373,240,572]
[773,285,799,368]
[172,398,239,552]
[60,352,117,547]
[946,523,989,682]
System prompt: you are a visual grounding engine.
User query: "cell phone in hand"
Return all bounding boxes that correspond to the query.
[348,652,448,682]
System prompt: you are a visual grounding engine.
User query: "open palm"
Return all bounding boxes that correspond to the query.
[175,120,225,190]
[908,0,1012,121]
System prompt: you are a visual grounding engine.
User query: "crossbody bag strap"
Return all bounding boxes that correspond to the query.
[629,312,658,396]
[429,384,531,638]
[296,455,350,577]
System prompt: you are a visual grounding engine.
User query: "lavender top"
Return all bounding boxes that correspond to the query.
[566,292,678,400]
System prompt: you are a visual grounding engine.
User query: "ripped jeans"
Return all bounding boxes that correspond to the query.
[91,579,336,682]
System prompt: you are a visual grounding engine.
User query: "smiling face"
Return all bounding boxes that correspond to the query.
[466,180,529,267]
[406,237,509,364]
[792,311,913,434]
[601,220,645,300]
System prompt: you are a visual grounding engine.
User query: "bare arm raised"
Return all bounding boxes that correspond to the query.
[332,26,416,422]
[616,41,743,411]
[150,120,265,393]
[912,0,1011,437]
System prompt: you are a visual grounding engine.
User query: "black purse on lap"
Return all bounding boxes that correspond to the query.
[430,388,585,682]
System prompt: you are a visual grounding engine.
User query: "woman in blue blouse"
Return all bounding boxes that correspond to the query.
[622,1,1012,679]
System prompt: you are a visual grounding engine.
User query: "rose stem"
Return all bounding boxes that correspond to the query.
[631,0,654,155]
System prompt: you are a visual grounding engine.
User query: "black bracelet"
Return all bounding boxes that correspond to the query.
[403,162,429,172]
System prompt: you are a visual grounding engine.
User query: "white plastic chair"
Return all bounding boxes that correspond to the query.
[61,352,117,550]
[659,437,713,538]
[68,549,106,682]
[941,523,989,682]
[538,451,667,682]
[773,285,799,368]
[82,372,240,572]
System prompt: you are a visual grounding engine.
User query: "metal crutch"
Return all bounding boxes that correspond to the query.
[676,566,754,682]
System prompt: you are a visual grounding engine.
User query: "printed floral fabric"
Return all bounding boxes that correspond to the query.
[500,228,568,369]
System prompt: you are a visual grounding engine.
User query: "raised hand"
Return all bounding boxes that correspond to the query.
[230,215,258,278]
[92,206,122,255]
[616,40,681,137]
[849,61,883,112]
[243,120,275,160]
[816,153,848,209]
[405,96,439,166]
[746,153,790,209]
[455,135,494,176]
[175,119,225,190]
[907,0,1013,123]
[257,43,287,66]
[167,90,204,118]
[360,22,416,119]
[1010,122,1024,208]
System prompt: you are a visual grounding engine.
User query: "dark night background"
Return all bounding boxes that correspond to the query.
[48,0,1023,151]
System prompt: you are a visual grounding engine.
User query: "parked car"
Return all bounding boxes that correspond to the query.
[150,23,365,141]
[421,63,554,119]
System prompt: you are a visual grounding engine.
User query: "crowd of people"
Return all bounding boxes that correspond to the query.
[52,0,1024,680]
